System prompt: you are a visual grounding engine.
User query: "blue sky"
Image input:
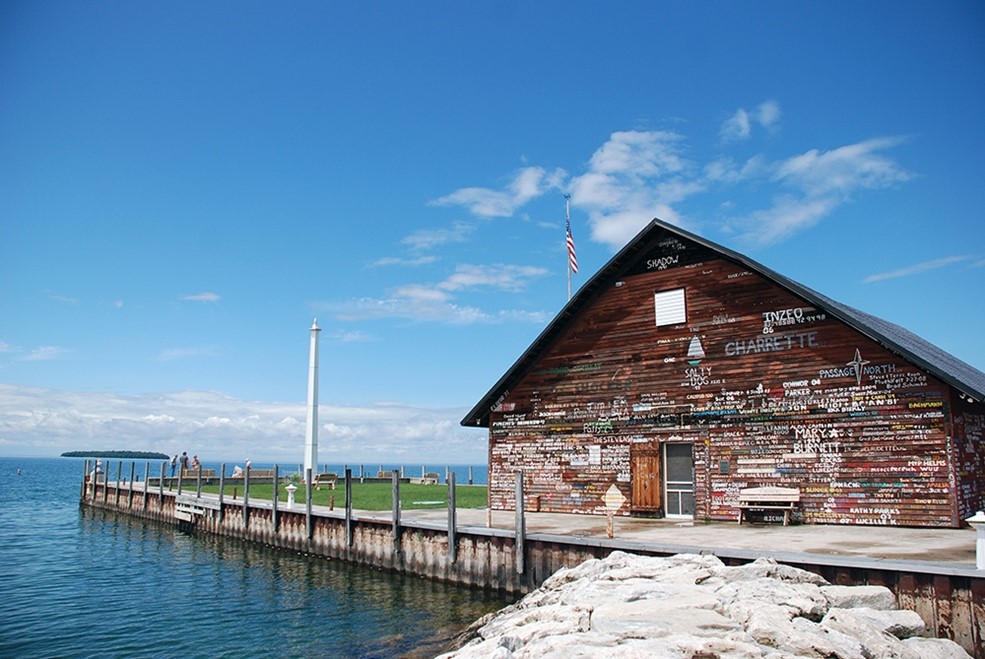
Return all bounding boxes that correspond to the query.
[2,2,983,463]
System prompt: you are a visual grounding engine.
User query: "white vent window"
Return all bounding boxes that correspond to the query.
[654,288,686,326]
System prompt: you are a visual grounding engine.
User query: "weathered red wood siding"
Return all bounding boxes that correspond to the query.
[488,241,969,527]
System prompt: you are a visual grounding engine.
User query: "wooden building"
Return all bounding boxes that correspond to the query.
[462,219,985,527]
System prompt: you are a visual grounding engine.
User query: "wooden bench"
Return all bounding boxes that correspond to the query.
[737,486,800,526]
[247,469,275,479]
[410,472,440,485]
[181,469,216,479]
[313,473,337,489]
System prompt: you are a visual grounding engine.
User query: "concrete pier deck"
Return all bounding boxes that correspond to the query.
[401,508,980,569]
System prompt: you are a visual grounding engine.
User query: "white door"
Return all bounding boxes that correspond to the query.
[664,443,694,518]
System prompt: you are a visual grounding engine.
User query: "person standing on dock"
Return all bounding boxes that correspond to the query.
[170,455,178,477]
[180,452,189,472]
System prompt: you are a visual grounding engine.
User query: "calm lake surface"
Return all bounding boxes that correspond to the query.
[0,457,510,658]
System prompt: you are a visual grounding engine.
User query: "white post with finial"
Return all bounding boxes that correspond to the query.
[304,319,321,482]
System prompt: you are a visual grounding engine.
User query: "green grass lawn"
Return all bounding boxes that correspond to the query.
[197,481,488,510]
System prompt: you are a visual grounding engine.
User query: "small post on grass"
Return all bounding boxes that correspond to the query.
[468,464,473,485]
[345,468,354,547]
[448,470,457,564]
[515,471,526,575]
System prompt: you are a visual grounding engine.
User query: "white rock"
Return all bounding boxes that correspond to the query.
[716,577,829,620]
[826,606,925,638]
[437,553,970,659]
[821,584,896,610]
[592,598,739,638]
[901,636,973,659]
[821,607,919,658]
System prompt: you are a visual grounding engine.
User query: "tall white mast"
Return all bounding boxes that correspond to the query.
[304,318,321,480]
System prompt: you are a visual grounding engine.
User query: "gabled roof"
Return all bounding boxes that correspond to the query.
[462,218,985,427]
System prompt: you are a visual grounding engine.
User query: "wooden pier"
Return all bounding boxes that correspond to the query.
[79,460,985,656]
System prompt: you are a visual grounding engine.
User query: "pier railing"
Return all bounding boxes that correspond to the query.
[78,460,985,656]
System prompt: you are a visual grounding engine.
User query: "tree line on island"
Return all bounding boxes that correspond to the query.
[61,450,170,460]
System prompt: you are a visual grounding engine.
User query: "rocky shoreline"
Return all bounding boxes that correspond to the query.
[439,552,970,658]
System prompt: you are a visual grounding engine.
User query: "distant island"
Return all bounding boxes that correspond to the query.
[61,450,170,460]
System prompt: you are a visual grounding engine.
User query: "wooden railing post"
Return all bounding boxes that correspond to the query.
[345,468,353,547]
[272,464,279,534]
[128,461,136,509]
[142,462,149,509]
[115,461,123,506]
[448,470,457,564]
[392,470,401,548]
[196,465,202,497]
[218,464,226,522]
[159,462,165,508]
[243,465,250,528]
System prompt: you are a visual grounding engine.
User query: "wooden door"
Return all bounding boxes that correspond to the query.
[630,442,661,514]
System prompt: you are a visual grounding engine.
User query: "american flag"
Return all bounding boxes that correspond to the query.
[566,216,578,274]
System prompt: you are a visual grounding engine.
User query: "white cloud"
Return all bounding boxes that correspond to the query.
[728,195,838,246]
[400,222,476,251]
[570,130,698,249]
[325,263,549,325]
[0,384,486,463]
[773,137,911,197]
[370,255,438,267]
[720,101,781,141]
[438,264,548,293]
[156,347,219,361]
[863,255,971,283]
[587,130,688,178]
[181,291,221,303]
[429,166,562,217]
[23,346,70,361]
[329,329,375,343]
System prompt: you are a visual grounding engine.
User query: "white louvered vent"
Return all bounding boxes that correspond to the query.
[654,288,686,326]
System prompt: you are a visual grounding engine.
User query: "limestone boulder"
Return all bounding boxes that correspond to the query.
[437,552,972,659]
[821,584,896,610]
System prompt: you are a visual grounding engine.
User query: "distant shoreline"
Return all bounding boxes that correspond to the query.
[61,450,170,460]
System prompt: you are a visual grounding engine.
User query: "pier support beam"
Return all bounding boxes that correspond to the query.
[515,471,526,575]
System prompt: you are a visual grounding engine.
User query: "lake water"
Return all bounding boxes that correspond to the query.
[0,457,510,658]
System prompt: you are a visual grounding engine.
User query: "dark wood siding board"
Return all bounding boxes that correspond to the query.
[951,397,985,520]
[486,256,972,527]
